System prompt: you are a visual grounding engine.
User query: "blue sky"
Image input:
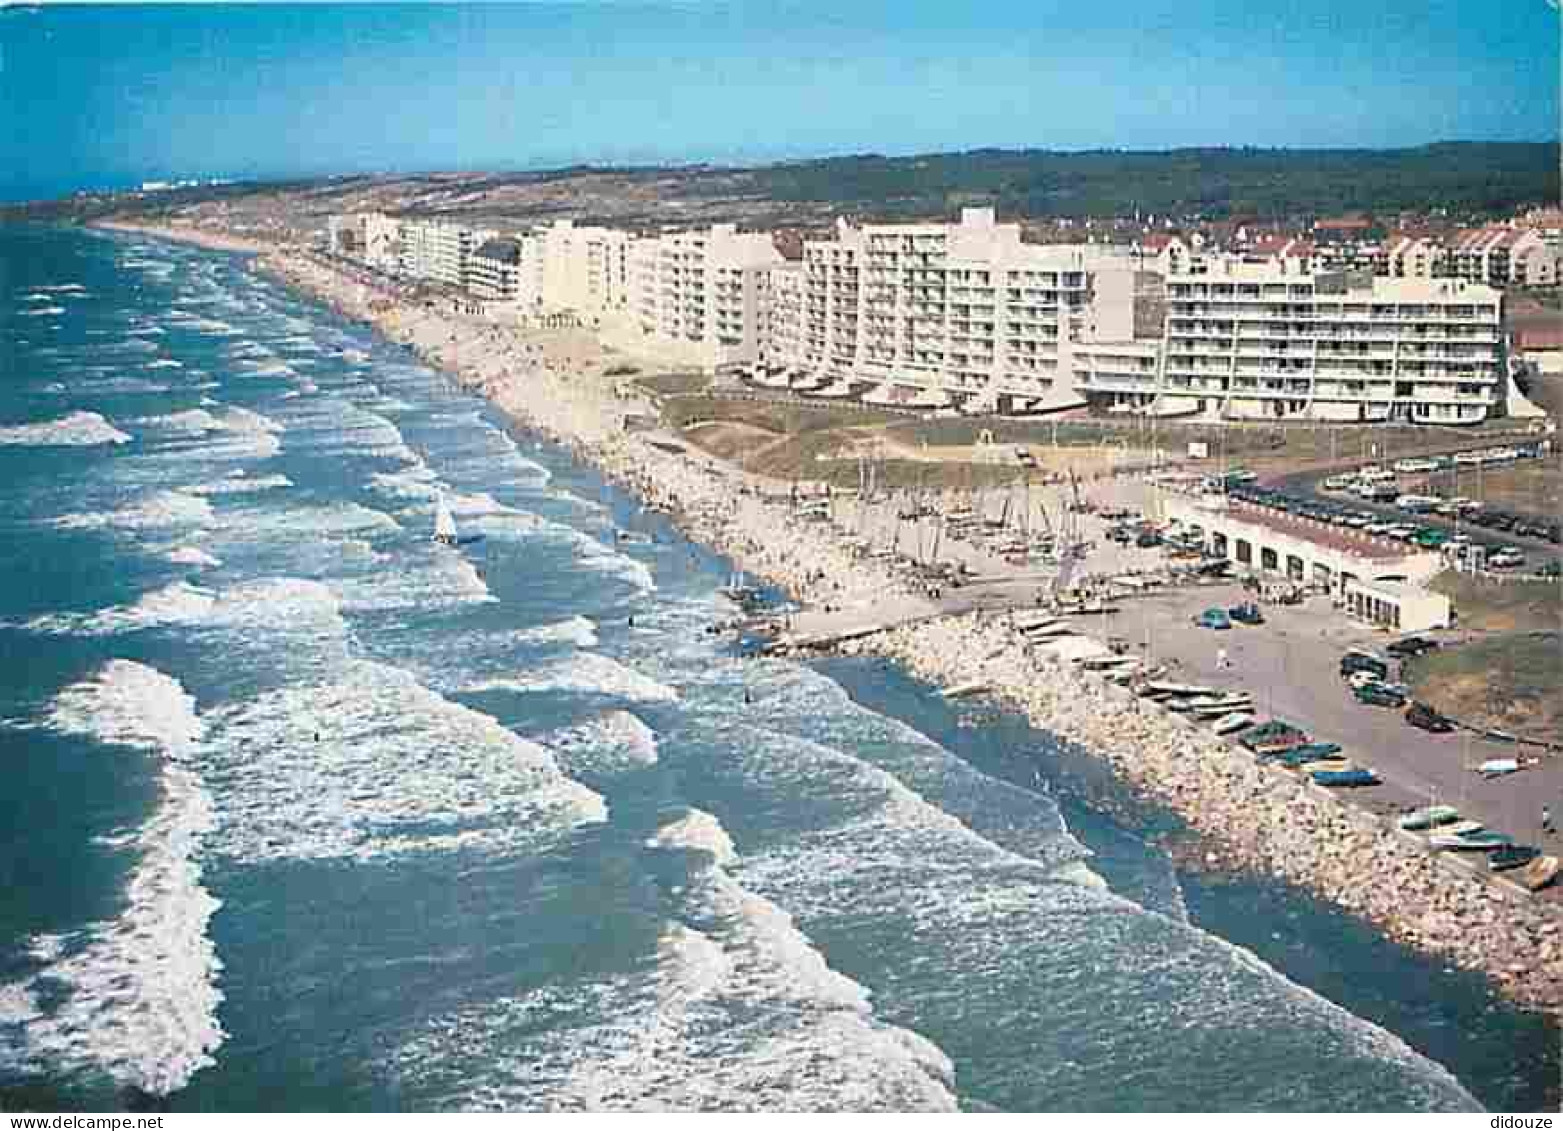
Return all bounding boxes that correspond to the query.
[1,1,1557,201]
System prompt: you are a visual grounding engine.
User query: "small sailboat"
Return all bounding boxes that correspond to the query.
[433,495,459,547]
[432,494,483,547]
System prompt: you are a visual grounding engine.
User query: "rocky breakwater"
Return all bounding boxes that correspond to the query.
[853,613,1563,1013]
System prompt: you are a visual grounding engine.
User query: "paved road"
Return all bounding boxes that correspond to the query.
[1271,464,1563,566]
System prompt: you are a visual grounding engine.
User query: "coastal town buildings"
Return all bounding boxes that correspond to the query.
[465,237,526,304]
[626,223,784,367]
[1150,262,1505,423]
[772,207,1144,412]
[324,207,1533,423]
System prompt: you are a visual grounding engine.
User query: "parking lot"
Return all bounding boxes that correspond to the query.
[1121,581,1562,852]
[1267,442,1562,574]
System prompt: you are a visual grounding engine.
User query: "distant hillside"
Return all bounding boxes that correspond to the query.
[752,142,1561,220]
[5,141,1556,232]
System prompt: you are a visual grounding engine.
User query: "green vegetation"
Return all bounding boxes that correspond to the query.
[659,395,899,434]
[632,372,708,397]
[1407,632,1563,745]
[753,143,1559,220]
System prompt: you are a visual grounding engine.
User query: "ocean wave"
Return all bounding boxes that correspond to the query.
[468,653,677,704]
[185,473,293,497]
[17,578,344,646]
[166,546,223,568]
[0,661,225,1096]
[332,544,491,613]
[387,807,958,1111]
[546,709,659,777]
[18,305,65,317]
[647,808,736,866]
[199,659,606,864]
[144,358,185,370]
[0,411,132,447]
[52,489,214,533]
[511,615,600,649]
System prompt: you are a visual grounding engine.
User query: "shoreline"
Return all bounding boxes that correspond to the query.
[101,220,1563,1017]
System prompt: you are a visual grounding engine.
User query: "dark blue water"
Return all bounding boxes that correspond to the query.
[0,224,1552,1111]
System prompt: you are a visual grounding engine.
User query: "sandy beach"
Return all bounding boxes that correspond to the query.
[103,225,1563,1015]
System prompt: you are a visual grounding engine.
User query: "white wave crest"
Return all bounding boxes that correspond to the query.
[200,660,606,864]
[0,411,132,447]
[511,616,599,649]
[185,473,292,497]
[546,709,660,777]
[648,808,736,866]
[166,546,223,569]
[52,490,214,532]
[2,661,225,1096]
[469,653,677,704]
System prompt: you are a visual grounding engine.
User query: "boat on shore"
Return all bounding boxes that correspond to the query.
[1516,855,1560,891]
[941,680,991,700]
[1398,804,1461,832]
[1211,711,1254,736]
[1489,845,1542,873]
[1430,828,1513,851]
[1310,767,1381,788]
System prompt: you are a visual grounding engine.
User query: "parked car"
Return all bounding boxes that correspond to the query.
[1135,530,1161,548]
[1355,682,1408,708]
[1194,607,1233,630]
[1386,636,1439,659]
[1228,602,1265,625]
[1339,649,1390,681]
[1406,701,1455,733]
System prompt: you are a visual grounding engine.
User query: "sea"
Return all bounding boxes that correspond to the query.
[0,223,1555,1112]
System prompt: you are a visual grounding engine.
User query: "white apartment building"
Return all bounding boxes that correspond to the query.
[782,207,1139,412]
[1142,261,1505,423]
[1383,234,1445,279]
[537,220,633,320]
[326,212,400,270]
[627,224,782,367]
[465,238,526,304]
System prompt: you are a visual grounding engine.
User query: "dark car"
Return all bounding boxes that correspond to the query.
[1406,700,1455,733]
[1339,650,1389,681]
[1135,530,1161,548]
[1386,636,1439,658]
[1355,683,1408,708]
[1228,602,1265,625]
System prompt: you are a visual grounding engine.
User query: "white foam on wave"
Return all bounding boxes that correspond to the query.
[647,808,736,866]
[0,661,224,1096]
[468,653,677,704]
[511,615,599,649]
[326,541,490,614]
[166,546,223,569]
[546,709,659,777]
[387,806,958,1112]
[199,659,606,864]
[18,578,344,650]
[0,411,132,447]
[144,358,185,370]
[185,472,293,497]
[19,305,66,317]
[51,489,213,533]
[19,581,218,636]
[92,375,169,395]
